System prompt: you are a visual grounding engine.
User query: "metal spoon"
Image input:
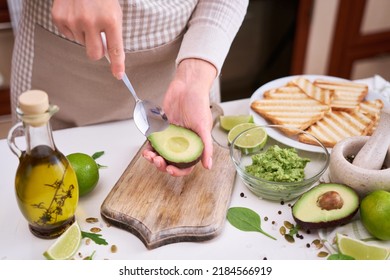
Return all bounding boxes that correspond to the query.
[100,33,169,136]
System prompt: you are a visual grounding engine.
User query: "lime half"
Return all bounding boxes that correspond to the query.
[228,123,267,153]
[220,115,254,131]
[336,233,390,260]
[43,221,82,260]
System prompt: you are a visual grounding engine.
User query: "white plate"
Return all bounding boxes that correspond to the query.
[249,74,390,152]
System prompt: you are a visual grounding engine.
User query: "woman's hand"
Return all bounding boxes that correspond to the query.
[52,0,124,79]
[142,58,217,177]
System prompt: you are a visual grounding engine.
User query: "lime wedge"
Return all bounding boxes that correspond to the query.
[336,233,390,260]
[228,123,267,153]
[43,221,82,260]
[220,115,254,131]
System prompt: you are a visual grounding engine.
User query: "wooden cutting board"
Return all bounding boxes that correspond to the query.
[100,140,236,249]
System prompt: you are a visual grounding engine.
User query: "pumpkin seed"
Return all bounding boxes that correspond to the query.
[283,221,293,229]
[285,234,295,243]
[90,227,101,233]
[317,251,329,258]
[279,226,286,235]
[312,239,324,249]
[111,245,118,253]
[86,217,99,223]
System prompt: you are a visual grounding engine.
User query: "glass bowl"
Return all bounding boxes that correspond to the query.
[230,125,330,202]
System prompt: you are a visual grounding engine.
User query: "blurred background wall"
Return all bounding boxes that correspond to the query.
[220,0,390,101]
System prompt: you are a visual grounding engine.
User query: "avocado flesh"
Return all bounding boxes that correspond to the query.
[147,124,204,169]
[292,183,359,230]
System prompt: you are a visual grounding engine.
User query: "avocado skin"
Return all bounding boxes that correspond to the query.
[292,208,359,230]
[291,183,359,230]
[164,156,202,169]
[149,145,202,169]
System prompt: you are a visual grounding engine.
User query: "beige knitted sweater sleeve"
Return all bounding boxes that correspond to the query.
[176,0,249,75]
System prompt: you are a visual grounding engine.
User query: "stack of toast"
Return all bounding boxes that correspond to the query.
[251,77,384,148]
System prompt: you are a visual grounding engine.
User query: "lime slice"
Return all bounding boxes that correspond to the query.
[227,123,257,144]
[220,115,254,131]
[336,233,390,260]
[43,221,82,260]
[228,123,267,153]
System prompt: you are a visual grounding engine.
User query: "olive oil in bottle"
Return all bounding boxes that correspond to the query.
[8,90,79,239]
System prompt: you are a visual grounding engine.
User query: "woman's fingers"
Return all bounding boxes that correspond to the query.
[104,25,125,80]
[51,0,124,78]
[142,146,196,177]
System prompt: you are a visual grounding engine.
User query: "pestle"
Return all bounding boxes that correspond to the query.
[352,110,390,170]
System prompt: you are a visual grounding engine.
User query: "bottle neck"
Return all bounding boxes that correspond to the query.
[16,103,59,155]
[24,121,56,154]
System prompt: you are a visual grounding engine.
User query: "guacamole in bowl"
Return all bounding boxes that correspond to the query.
[230,125,329,202]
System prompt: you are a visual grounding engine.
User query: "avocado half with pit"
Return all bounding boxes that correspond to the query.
[147,124,204,169]
[292,183,359,230]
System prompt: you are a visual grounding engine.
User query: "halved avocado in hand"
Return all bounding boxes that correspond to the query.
[147,124,204,169]
[292,183,359,230]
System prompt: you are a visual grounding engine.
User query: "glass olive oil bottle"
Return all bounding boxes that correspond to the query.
[8,90,78,239]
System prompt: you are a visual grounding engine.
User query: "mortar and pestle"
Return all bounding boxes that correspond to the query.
[329,109,390,198]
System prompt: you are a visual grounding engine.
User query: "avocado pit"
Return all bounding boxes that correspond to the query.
[316,191,344,210]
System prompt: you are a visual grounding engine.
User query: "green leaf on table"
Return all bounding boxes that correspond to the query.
[83,250,96,260]
[92,151,105,160]
[81,231,108,245]
[227,207,277,240]
[327,253,355,260]
[91,151,108,168]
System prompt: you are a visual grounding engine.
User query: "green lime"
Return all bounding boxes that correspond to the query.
[67,152,100,197]
[360,190,390,240]
[336,233,389,260]
[43,221,82,260]
[220,114,254,131]
[227,123,258,144]
[228,123,267,154]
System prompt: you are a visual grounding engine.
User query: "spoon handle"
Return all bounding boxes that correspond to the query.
[121,73,141,103]
[100,32,140,103]
[100,32,111,63]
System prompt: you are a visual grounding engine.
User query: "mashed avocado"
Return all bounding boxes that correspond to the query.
[245,145,310,182]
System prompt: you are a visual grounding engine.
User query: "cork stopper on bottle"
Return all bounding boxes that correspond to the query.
[17,90,56,127]
[18,90,49,115]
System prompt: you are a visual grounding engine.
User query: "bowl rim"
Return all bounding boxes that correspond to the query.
[229,124,330,185]
[331,135,390,175]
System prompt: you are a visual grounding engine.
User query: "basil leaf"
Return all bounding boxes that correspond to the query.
[327,253,355,260]
[227,207,276,240]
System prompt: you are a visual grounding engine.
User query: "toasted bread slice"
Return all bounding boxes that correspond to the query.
[314,79,368,112]
[298,110,378,147]
[291,77,333,105]
[313,79,368,94]
[263,85,308,99]
[359,99,384,135]
[251,90,330,135]
[359,99,384,116]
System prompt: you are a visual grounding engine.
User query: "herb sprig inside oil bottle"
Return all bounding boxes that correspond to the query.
[8,90,79,239]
